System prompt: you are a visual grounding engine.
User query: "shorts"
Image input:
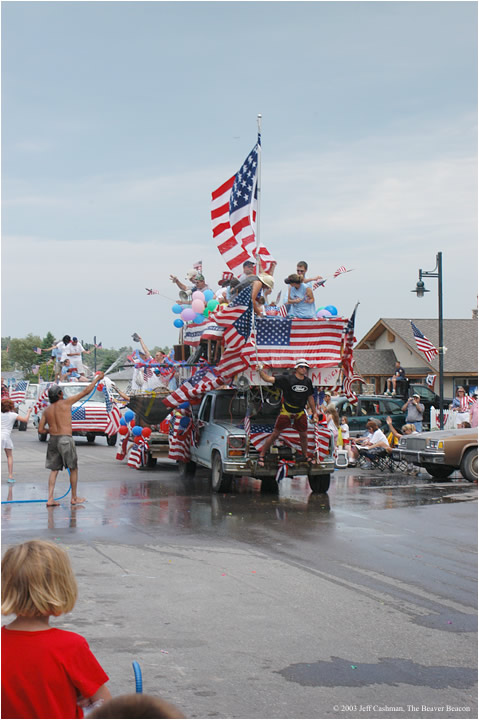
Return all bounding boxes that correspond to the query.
[46,435,78,471]
[274,409,308,434]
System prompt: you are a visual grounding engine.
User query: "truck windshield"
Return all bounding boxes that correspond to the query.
[213,392,280,425]
[62,386,105,403]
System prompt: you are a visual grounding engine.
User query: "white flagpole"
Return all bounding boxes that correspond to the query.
[255,113,262,267]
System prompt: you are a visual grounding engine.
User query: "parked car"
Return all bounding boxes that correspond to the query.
[183,389,334,493]
[331,395,406,437]
[392,428,478,482]
[33,382,117,446]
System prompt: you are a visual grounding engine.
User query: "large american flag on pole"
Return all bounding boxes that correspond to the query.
[410,321,438,362]
[211,135,275,274]
[9,381,29,403]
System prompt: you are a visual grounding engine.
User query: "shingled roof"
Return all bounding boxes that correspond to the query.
[356,318,477,374]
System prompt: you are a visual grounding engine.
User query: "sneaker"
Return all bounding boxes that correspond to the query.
[7,478,15,484]
[391,390,396,396]
[384,390,391,396]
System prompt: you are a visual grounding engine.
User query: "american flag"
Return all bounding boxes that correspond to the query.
[163,365,224,408]
[127,437,149,469]
[213,285,254,377]
[410,321,438,363]
[333,266,347,278]
[251,317,345,368]
[211,136,275,275]
[246,422,331,462]
[341,304,364,402]
[193,260,203,273]
[183,321,224,347]
[102,386,122,436]
[146,288,160,295]
[168,415,193,462]
[426,374,437,389]
[32,347,42,355]
[312,279,327,290]
[34,385,52,414]
[71,405,109,431]
[9,381,29,403]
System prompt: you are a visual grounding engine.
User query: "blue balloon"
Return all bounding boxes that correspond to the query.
[132,425,143,436]
[325,305,338,316]
[173,318,184,328]
[120,417,127,426]
[178,401,190,409]
[124,410,134,423]
[203,289,214,302]
[179,416,191,429]
[194,313,205,324]
[172,304,183,314]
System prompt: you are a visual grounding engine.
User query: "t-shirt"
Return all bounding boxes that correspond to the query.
[274,373,314,413]
[368,428,388,445]
[287,283,316,319]
[1,626,109,719]
[1,411,18,437]
[394,366,406,379]
[340,422,350,440]
[55,342,68,362]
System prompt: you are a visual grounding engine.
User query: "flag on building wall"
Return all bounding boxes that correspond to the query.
[410,321,438,362]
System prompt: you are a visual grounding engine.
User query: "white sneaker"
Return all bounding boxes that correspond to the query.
[391,390,396,396]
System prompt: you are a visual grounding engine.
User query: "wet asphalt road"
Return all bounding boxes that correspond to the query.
[2,430,477,720]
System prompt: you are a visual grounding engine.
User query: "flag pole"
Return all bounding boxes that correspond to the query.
[255,113,262,266]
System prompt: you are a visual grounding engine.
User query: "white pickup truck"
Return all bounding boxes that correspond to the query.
[181,388,334,493]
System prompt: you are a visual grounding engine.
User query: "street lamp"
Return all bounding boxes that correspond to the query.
[411,251,444,429]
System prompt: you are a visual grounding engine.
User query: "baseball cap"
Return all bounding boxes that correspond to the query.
[413,393,420,398]
[243,260,255,267]
[72,337,78,342]
[185,269,197,280]
[294,358,310,368]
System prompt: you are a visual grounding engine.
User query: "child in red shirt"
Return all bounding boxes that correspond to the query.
[1,539,111,719]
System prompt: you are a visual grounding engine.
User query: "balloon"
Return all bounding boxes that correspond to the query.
[181,308,196,322]
[325,305,338,316]
[178,401,190,409]
[172,304,183,314]
[132,425,143,436]
[141,427,152,438]
[120,417,127,426]
[207,299,219,311]
[194,314,205,324]
[317,309,332,318]
[203,309,209,317]
[191,299,205,313]
[119,425,128,436]
[203,289,214,302]
[124,410,134,423]
[192,291,205,302]
[133,435,142,444]
[129,420,135,428]
[173,318,184,328]
[179,416,191,429]
[97,384,104,392]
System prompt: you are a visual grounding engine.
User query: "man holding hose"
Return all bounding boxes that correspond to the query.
[38,372,104,507]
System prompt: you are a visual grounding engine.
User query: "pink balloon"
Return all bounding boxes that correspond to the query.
[181,308,196,322]
[191,299,205,314]
[192,291,205,302]
[317,309,332,318]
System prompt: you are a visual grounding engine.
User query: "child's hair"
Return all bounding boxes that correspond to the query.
[340,416,348,424]
[1,398,14,413]
[325,404,340,428]
[2,540,78,617]
[89,693,185,719]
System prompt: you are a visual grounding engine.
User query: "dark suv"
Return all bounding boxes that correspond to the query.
[331,395,406,437]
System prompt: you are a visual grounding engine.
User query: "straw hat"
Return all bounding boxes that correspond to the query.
[259,273,274,290]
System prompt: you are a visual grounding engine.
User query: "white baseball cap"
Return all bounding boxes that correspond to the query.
[294,359,310,368]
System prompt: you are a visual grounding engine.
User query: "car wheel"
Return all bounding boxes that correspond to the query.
[178,460,196,479]
[146,453,157,468]
[460,448,478,483]
[38,433,48,442]
[18,421,27,431]
[106,434,117,447]
[423,464,455,481]
[86,433,96,444]
[308,474,331,493]
[211,452,233,493]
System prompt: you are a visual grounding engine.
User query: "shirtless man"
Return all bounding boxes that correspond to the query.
[38,372,104,507]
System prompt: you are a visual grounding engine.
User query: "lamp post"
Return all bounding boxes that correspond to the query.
[411,251,444,429]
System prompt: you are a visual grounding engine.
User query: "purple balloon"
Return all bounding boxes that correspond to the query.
[317,309,332,318]
[181,308,196,322]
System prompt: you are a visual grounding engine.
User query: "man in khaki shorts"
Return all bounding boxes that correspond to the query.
[38,372,104,507]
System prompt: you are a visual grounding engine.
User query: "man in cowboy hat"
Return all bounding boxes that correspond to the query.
[256,359,318,465]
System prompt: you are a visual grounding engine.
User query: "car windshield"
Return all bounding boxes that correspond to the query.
[61,385,105,403]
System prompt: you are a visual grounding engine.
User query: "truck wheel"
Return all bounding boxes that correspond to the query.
[211,453,233,493]
[106,434,117,447]
[146,453,157,468]
[423,464,455,480]
[308,474,331,494]
[18,421,27,431]
[86,433,96,444]
[38,433,48,442]
[178,460,196,479]
[460,448,478,483]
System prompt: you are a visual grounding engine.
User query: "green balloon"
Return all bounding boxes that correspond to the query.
[203,308,209,317]
[207,299,219,311]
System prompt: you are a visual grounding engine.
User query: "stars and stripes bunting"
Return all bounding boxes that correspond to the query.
[168,415,193,462]
[410,321,438,362]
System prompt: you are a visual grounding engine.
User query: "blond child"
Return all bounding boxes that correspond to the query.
[1,540,111,718]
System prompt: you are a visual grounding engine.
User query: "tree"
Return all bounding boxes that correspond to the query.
[42,331,56,349]
[8,335,43,373]
[1,350,13,371]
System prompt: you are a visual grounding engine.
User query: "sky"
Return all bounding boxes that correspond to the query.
[2,0,477,351]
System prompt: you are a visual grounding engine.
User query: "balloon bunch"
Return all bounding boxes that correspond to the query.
[317,305,338,318]
[118,409,152,443]
[171,289,219,328]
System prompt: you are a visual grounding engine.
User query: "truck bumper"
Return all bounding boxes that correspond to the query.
[223,459,335,476]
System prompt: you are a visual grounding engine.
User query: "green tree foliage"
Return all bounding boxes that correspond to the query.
[8,335,44,373]
[1,350,13,371]
[42,331,56,349]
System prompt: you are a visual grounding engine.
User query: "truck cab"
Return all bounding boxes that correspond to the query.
[186,388,334,494]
